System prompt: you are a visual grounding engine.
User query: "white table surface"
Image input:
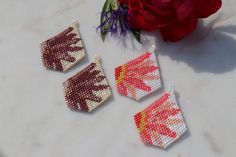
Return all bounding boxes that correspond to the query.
[0,0,236,157]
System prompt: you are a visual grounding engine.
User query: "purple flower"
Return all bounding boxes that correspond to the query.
[97,6,130,37]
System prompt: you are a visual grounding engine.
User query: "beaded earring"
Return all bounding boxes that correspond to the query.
[63,57,111,112]
[115,52,161,100]
[134,85,187,149]
[41,21,85,72]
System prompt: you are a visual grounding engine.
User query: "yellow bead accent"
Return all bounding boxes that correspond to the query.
[115,65,126,84]
[138,111,146,133]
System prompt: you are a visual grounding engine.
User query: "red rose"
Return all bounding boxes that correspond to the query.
[120,0,222,41]
[118,0,128,6]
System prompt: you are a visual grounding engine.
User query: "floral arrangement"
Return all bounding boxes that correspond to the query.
[97,0,222,42]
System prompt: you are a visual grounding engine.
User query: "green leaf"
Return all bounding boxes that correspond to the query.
[131,29,142,43]
[100,0,110,41]
[100,0,117,41]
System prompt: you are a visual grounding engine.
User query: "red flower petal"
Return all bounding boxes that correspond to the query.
[138,66,158,75]
[160,12,198,42]
[125,77,151,92]
[175,0,194,21]
[141,131,153,145]
[126,52,151,68]
[157,109,181,120]
[193,0,222,18]
[117,82,128,96]
[118,0,128,6]
[128,0,175,31]
[147,124,177,138]
[134,112,143,129]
